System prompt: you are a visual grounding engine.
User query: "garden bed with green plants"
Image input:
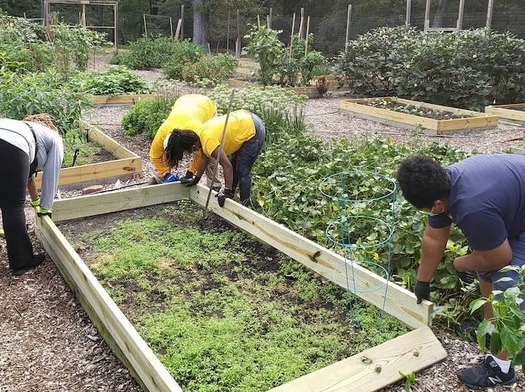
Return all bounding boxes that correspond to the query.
[56,201,409,391]
[339,97,499,135]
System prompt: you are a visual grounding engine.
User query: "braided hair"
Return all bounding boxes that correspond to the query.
[164,130,199,168]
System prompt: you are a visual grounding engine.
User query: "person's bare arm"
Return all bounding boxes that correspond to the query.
[210,147,233,189]
[454,240,512,272]
[417,223,451,281]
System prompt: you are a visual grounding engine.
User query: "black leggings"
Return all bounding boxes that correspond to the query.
[0,140,34,270]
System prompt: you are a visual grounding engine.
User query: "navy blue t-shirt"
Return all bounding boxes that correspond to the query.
[428,154,525,251]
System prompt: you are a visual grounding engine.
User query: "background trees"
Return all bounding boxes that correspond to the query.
[1,0,524,54]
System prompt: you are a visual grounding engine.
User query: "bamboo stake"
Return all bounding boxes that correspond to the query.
[298,8,304,39]
[289,13,295,59]
[344,5,352,53]
[304,16,310,57]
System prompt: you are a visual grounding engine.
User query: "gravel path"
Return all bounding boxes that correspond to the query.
[1,64,524,392]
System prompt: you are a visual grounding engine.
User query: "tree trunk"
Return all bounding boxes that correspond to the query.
[193,0,209,48]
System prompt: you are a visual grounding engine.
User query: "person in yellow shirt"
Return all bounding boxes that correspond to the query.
[148,94,220,187]
[164,110,265,207]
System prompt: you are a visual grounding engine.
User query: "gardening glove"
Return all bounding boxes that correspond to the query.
[414,280,430,304]
[37,207,52,218]
[455,268,477,284]
[163,173,181,183]
[181,175,201,187]
[184,170,194,179]
[30,198,41,207]
[217,188,234,207]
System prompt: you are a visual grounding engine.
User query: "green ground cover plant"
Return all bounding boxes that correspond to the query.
[59,202,409,391]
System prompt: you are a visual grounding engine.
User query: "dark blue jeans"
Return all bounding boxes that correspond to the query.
[0,140,34,270]
[231,114,265,205]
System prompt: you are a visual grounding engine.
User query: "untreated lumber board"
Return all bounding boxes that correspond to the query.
[80,120,138,160]
[190,185,432,329]
[269,326,446,392]
[35,216,182,392]
[91,94,156,106]
[52,183,189,222]
[485,103,525,123]
[339,97,498,135]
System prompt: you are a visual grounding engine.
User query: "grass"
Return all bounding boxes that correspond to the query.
[61,200,409,391]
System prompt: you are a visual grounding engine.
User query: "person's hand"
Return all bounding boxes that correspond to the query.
[455,268,476,284]
[184,170,194,179]
[414,280,430,304]
[181,175,201,187]
[30,198,41,207]
[217,188,234,207]
[163,173,180,183]
[37,207,52,218]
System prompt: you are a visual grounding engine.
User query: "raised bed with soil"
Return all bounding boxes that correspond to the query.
[339,97,499,135]
[35,183,446,392]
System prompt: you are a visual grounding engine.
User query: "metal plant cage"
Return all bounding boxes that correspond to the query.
[319,169,397,330]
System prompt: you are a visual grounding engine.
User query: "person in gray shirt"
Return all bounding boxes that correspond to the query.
[0,116,64,275]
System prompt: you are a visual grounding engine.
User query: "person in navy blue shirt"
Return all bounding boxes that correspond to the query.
[396,154,525,390]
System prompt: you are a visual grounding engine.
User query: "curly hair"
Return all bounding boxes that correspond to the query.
[396,156,451,209]
[164,130,199,168]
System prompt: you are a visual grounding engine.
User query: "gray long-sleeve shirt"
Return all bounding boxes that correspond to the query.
[0,119,64,210]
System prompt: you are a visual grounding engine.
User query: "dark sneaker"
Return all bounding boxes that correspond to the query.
[10,253,46,276]
[456,356,516,389]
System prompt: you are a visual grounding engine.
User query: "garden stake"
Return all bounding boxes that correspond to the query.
[205,89,236,210]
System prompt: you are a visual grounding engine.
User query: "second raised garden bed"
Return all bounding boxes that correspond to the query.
[485,103,525,124]
[35,119,142,189]
[339,97,498,135]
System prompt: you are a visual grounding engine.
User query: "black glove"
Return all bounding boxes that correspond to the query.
[455,268,477,284]
[180,175,201,187]
[217,188,234,207]
[184,170,194,179]
[414,280,430,304]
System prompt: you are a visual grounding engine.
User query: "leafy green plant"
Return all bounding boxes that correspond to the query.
[334,26,525,110]
[0,68,90,133]
[161,39,205,80]
[113,36,178,70]
[68,66,153,95]
[470,265,525,368]
[244,25,285,86]
[121,97,172,139]
[398,370,417,391]
[178,53,237,87]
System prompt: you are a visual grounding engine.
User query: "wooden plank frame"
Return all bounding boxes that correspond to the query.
[35,183,446,392]
[91,94,157,106]
[35,120,142,189]
[339,97,498,135]
[485,103,525,124]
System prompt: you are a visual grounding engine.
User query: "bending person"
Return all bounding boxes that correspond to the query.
[148,94,220,188]
[165,110,265,207]
[0,116,63,275]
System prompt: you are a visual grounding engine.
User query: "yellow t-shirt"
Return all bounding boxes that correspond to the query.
[198,110,256,158]
[149,94,216,174]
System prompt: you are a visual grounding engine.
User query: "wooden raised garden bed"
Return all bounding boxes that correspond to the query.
[91,93,156,106]
[35,119,142,189]
[339,97,499,135]
[35,183,446,392]
[485,103,525,124]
